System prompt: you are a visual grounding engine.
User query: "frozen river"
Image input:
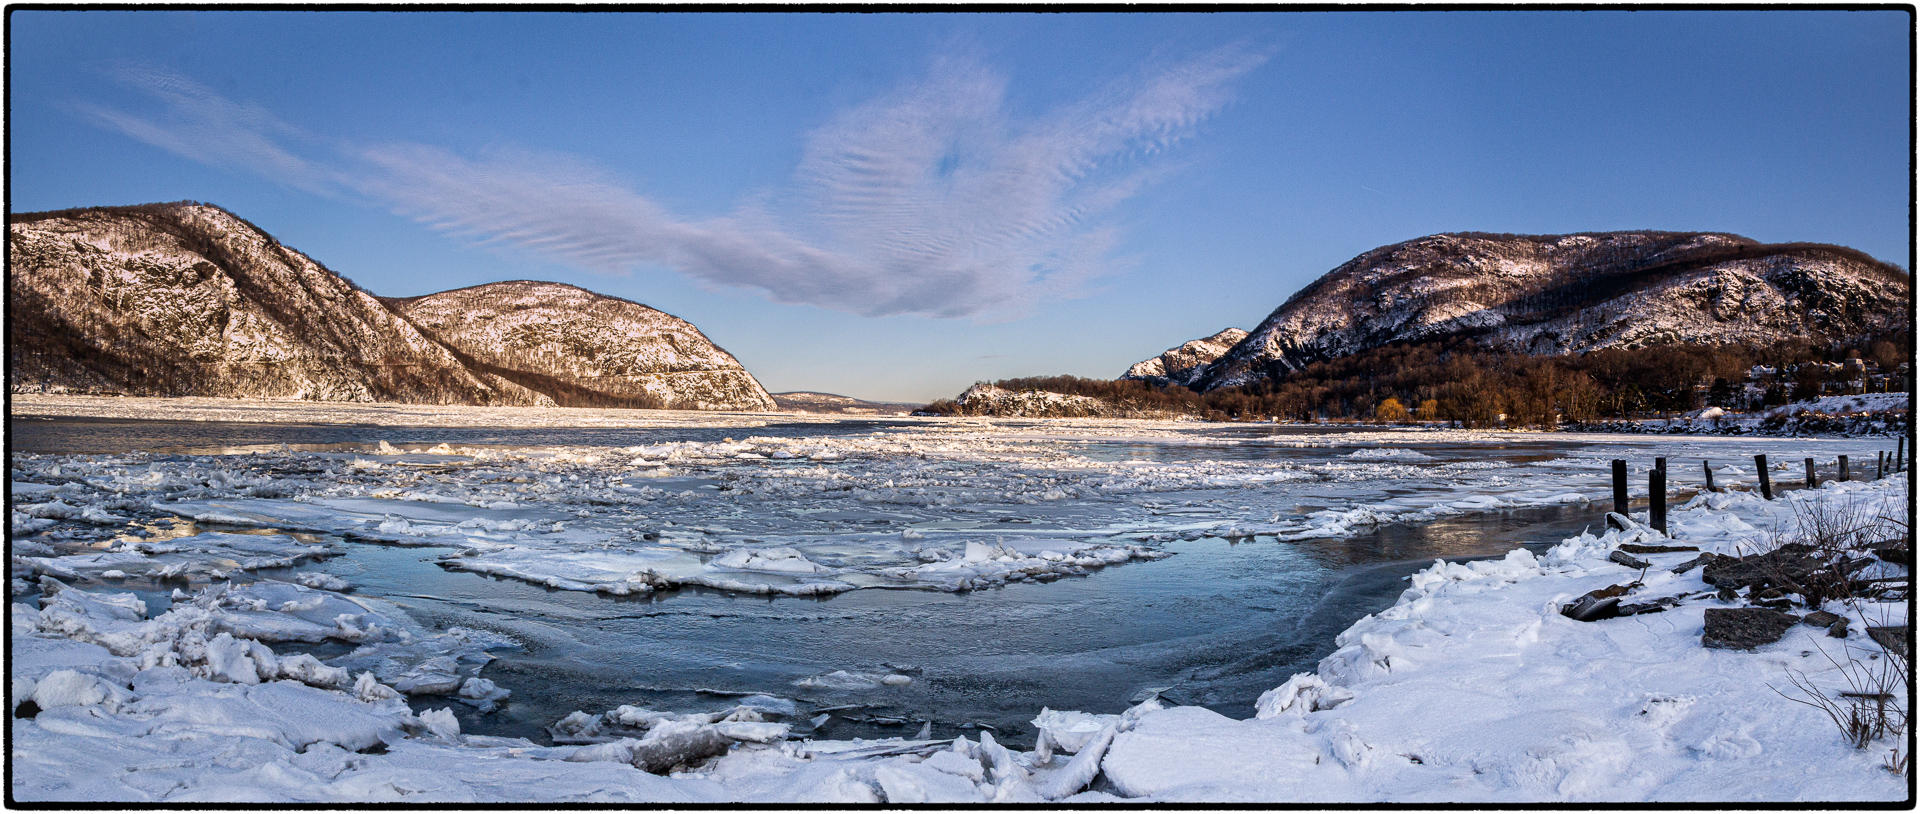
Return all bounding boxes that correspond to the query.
[10,409,1894,746]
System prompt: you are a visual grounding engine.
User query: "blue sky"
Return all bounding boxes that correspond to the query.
[10,10,1911,402]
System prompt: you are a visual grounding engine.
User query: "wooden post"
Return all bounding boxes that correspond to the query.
[1806,457,1818,489]
[1650,466,1668,536]
[1900,436,1907,472]
[1878,451,1886,479]
[1755,454,1773,500]
[1839,455,1850,482]
[1703,459,1716,492]
[1655,456,1667,474]
[1610,459,1629,529]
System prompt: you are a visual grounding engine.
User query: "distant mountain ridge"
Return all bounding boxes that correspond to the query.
[770,391,920,415]
[7,202,776,411]
[1124,230,1910,392]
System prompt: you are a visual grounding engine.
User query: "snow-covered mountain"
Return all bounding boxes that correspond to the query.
[770,392,919,415]
[949,383,1116,418]
[1122,328,1248,387]
[387,282,776,412]
[8,203,544,404]
[8,202,774,411]
[1190,231,1911,391]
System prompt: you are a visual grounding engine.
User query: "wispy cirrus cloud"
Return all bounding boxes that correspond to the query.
[80,48,1267,319]
[75,67,349,197]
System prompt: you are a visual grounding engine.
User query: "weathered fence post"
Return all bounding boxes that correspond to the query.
[1900,436,1907,472]
[1650,466,1668,536]
[1755,454,1773,500]
[1655,456,1667,475]
[1839,454,1850,482]
[1806,457,1818,489]
[1878,451,1886,479]
[1703,459,1716,492]
[1610,459,1629,530]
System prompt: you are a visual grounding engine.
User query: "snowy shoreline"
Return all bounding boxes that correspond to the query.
[12,463,1910,802]
[1568,393,1910,439]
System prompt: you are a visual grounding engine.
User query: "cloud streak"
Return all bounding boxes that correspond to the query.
[81,48,1266,319]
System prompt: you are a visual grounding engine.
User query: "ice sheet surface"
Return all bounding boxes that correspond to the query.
[11,405,1907,802]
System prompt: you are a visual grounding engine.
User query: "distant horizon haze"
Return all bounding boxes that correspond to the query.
[9,10,1910,403]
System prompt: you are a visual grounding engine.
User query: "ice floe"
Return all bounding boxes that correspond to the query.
[14,413,1883,604]
[10,406,1909,802]
[20,464,1903,802]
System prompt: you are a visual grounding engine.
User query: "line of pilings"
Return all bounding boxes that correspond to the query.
[1608,439,1908,537]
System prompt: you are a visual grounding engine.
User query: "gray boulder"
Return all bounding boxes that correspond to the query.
[1702,608,1799,650]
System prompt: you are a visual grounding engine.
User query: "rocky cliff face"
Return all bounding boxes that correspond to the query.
[1192,231,1911,391]
[387,282,776,412]
[8,203,544,404]
[8,202,775,411]
[1122,328,1248,387]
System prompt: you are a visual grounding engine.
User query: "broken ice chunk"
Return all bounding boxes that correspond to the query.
[708,546,831,574]
[1030,707,1119,754]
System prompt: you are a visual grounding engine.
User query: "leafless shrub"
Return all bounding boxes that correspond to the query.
[1875,502,1911,551]
[1794,492,1892,551]
[1731,493,1901,608]
[1761,489,1911,773]
[1789,494,1895,606]
[1773,634,1909,765]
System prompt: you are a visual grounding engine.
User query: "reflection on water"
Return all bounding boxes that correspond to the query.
[284,502,1597,747]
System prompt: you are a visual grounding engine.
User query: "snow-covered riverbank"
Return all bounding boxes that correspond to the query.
[13,462,1909,802]
[1096,474,1911,802]
[1570,393,1910,438]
